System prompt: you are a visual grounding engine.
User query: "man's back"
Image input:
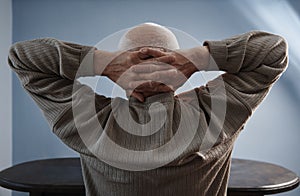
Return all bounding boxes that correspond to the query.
[8,28,287,195]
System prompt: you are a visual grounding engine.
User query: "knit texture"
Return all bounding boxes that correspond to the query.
[8,31,288,196]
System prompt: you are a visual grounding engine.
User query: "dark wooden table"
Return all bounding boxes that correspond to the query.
[0,158,299,196]
[228,159,299,195]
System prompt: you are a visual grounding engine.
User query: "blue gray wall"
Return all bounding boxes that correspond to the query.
[0,0,12,196]
[12,0,300,195]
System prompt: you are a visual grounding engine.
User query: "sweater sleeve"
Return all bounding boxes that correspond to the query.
[181,31,288,139]
[206,31,287,106]
[8,38,111,155]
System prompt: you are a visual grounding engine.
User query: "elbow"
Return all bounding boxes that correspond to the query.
[264,33,289,71]
[9,42,19,54]
[8,42,24,70]
[276,35,288,70]
[9,42,22,59]
[8,43,17,65]
[276,34,288,57]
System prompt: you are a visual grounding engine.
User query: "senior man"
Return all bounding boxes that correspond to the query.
[9,23,287,196]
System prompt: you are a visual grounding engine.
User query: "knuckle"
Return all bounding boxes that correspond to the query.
[126,54,132,62]
[129,82,135,89]
[131,65,137,72]
[169,55,176,62]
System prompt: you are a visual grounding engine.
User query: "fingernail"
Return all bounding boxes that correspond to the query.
[141,48,147,53]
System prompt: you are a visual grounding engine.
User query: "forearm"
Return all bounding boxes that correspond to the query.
[203,31,288,109]
[9,38,96,80]
[93,49,115,76]
[176,46,210,72]
[8,38,96,127]
[204,31,288,75]
[183,31,287,75]
[8,38,107,156]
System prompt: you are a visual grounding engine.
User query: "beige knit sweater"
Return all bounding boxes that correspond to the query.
[8,31,288,196]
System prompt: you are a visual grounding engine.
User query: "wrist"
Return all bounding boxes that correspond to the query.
[189,46,210,71]
[93,49,113,76]
[178,46,210,71]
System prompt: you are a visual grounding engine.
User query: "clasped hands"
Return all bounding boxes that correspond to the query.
[94,46,209,102]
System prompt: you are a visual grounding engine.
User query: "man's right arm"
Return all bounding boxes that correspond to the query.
[203,31,288,109]
[181,31,288,139]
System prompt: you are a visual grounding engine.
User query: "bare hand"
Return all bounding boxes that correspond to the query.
[132,47,199,92]
[96,48,175,102]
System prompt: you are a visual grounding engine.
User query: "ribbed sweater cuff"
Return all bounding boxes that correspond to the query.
[78,46,96,77]
[204,40,227,71]
[204,38,246,73]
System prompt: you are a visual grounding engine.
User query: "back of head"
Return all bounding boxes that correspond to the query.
[118,22,179,51]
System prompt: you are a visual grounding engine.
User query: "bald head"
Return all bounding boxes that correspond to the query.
[118,23,179,51]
